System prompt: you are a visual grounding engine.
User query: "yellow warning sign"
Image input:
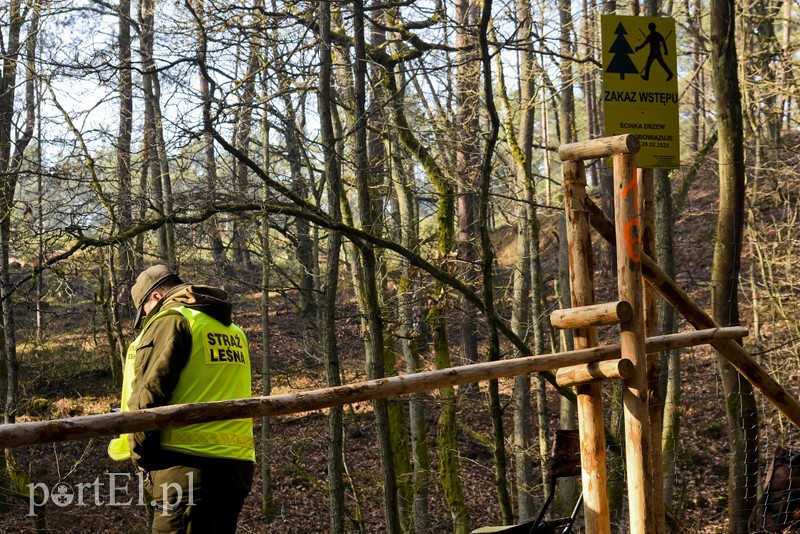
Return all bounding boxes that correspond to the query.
[602,15,679,169]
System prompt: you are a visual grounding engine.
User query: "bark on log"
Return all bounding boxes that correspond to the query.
[556,359,633,387]
[550,300,633,329]
[558,134,640,162]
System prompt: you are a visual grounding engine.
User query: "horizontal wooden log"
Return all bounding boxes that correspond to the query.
[585,197,800,431]
[558,134,640,162]
[0,327,747,450]
[556,359,634,387]
[550,300,633,330]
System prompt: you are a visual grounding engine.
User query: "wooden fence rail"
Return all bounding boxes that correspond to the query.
[0,328,746,450]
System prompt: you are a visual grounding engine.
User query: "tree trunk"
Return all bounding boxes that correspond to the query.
[259,222,275,519]
[138,0,169,265]
[371,15,414,522]
[656,170,680,512]
[688,0,703,152]
[317,1,345,530]
[191,0,226,269]
[351,1,400,531]
[0,0,37,426]
[292,179,315,317]
[105,252,124,386]
[597,1,616,278]
[392,141,430,534]
[151,76,175,263]
[510,181,535,521]
[710,1,760,531]
[776,0,793,133]
[455,0,481,377]
[581,0,599,187]
[259,88,275,521]
[385,23,430,529]
[555,214,578,513]
[477,6,513,523]
[552,0,577,520]
[109,0,133,382]
[117,0,135,291]
[231,32,259,272]
[277,83,315,316]
[382,52,467,534]
[493,21,536,522]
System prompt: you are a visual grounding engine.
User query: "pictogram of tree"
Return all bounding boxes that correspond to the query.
[606,22,639,79]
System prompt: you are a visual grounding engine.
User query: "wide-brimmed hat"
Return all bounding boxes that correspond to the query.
[131,265,182,328]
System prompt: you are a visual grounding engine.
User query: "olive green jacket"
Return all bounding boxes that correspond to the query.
[127,284,238,470]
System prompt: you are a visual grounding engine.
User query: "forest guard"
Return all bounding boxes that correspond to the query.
[108,265,255,533]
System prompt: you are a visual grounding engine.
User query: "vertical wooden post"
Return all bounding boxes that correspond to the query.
[638,168,666,534]
[615,156,655,534]
[563,159,611,534]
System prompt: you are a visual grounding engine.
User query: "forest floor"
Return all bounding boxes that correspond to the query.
[1,155,800,533]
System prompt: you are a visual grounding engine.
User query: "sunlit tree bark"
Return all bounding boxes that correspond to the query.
[117,0,135,289]
[0,0,38,427]
[710,0,760,531]
[139,0,173,265]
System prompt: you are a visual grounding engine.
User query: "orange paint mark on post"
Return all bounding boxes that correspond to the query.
[619,167,641,263]
[624,217,641,263]
[620,167,638,198]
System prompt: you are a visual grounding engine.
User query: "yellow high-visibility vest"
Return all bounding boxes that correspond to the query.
[107,328,141,460]
[160,307,254,461]
[108,307,254,462]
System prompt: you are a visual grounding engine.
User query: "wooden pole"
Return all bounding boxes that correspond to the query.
[563,158,610,534]
[585,197,800,431]
[0,327,746,450]
[550,300,633,329]
[558,134,640,162]
[614,153,655,534]
[556,359,633,387]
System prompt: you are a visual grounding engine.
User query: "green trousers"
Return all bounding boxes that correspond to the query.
[144,461,254,534]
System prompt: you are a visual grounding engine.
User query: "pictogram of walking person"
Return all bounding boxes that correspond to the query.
[635,22,673,81]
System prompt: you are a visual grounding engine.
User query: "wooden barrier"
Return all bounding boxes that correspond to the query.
[556,359,633,387]
[550,300,633,329]
[0,328,747,450]
[559,134,663,534]
[558,134,640,161]
[584,196,800,431]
